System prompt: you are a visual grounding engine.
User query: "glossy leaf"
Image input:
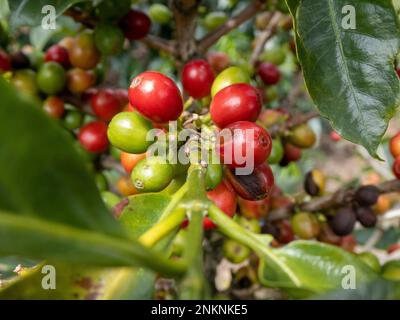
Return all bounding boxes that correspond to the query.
[0,76,122,237]
[287,0,400,157]
[8,0,89,28]
[259,241,378,297]
[0,263,155,300]
[119,193,172,238]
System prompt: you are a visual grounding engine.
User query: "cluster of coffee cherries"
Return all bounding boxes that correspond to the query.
[107,56,279,230]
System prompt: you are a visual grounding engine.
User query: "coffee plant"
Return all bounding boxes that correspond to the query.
[0,0,400,300]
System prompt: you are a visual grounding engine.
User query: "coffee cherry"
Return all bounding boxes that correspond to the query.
[117,175,138,196]
[373,195,391,215]
[277,220,295,244]
[238,197,270,219]
[218,121,272,168]
[387,243,400,254]
[340,235,357,252]
[226,163,275,200]
[262,222,280,238]
[268,138,284,164]
[66,68,96,94]
[288,124,316,149]
[91,89,123,121]
[318,222,341,245]
[37,62,66,95]
[63,110,82,130]
[260,46,286,65]
[223,239,250,264]
[205,162,223,190]
[390,133,400,158]
[10,51,30,69]
[0,49,11,72]
[397,68,400,78]
[45,44,70,68]
[355,206,377,228]
[59,36,75,53]
[128,71,183,123]
[95,173,108,191]
[329,207,356,236]
[43,96,64,119]
[304,170,325,196]
[330,131,341,142]
[357,252,381,273]
[11,69,38,96]
[257,62,281,85]
[204,11,228,30]
[94,24,124,56]
[211,66,250,97]
[258,109,288,128]
[95,0,131,22]
[206,51,230,74]
[78,121,109,153]
[210,83,262,128]
[120,151,146,174]
[107,111,153,153]
[182,59,215,99]
[205,180,237,229]
[119,9,151,40]
[291,212,320,239]
[148,4,172,25]
[393,156,400,179]
[281,143,302,165]
[131,156,174,193]
[69,31,100,69]
[237,216,261,233]
[354,185,379,206]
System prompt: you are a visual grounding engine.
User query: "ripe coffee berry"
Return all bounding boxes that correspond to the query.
[0,49,11,72]
[226,163,275,200]
[207,51,230,74]
[210,83,262,128]
[45,44,70,68]
[389,132,400,158]
[218,121,272,168]
[119,9,151,40]
[91,89,122,121]
[69,31,100,70]
[67,68,96,93]
[204,180,237,229]
[43,96,65,119]
[281,143,302,165]
[10,51,30,69]
[354,185,379,207]
[128,71,183,123]
[78,121,109,153]
[304,170,325,196]
[257,62,281,85]
[329,207,356,236]
[182,59,215,99]
[355,206,377,228]
[393,156,400,179]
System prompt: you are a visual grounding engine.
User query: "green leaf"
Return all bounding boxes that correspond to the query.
[259,241,378,297]
[0,0,10,20]
[0,263,155,300]
[119,193,172,238]
[0,76,122,237]
[8,0,89,28]
[313,278,400,300]
[287,0,400,157]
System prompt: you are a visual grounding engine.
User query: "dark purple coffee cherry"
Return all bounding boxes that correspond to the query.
[329,207,356,236]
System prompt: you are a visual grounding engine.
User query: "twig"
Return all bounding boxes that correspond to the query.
[64,8,96,28]
[140,35,176,55]
[250,11,283,66]
[269,111,319,138]
[197,0,265,53]
[268,179,400,221]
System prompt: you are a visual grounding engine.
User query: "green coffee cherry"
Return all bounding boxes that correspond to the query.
[131,156,174,193]
[149,4,172,24]
[36,61,66,95]
[223,239,251,264]
[94,24,124,55]
[205,163,223,190]
[211,66,250,97]
[268,138,284,164]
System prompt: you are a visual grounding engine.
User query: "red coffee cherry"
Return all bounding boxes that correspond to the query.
[204,180,237,229]
[128,71,183,123]
[0,49,11,72]
[182,59,215,99]
[119,9,151,40]
[206,51,230,74]
[218,121,272,168]
[226,163,275,200]
[390,132,400,158]
[45,44,70,68]
[120,151,146,173]
[281,143,302,165]
[210,83,262,128]
[393,156,400,179]
[78,121,109,153]
[330,131,341,142]
[43,96,65,119]
[397,68,400,78]
[258,62,281,85]
[91,89,123,121]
